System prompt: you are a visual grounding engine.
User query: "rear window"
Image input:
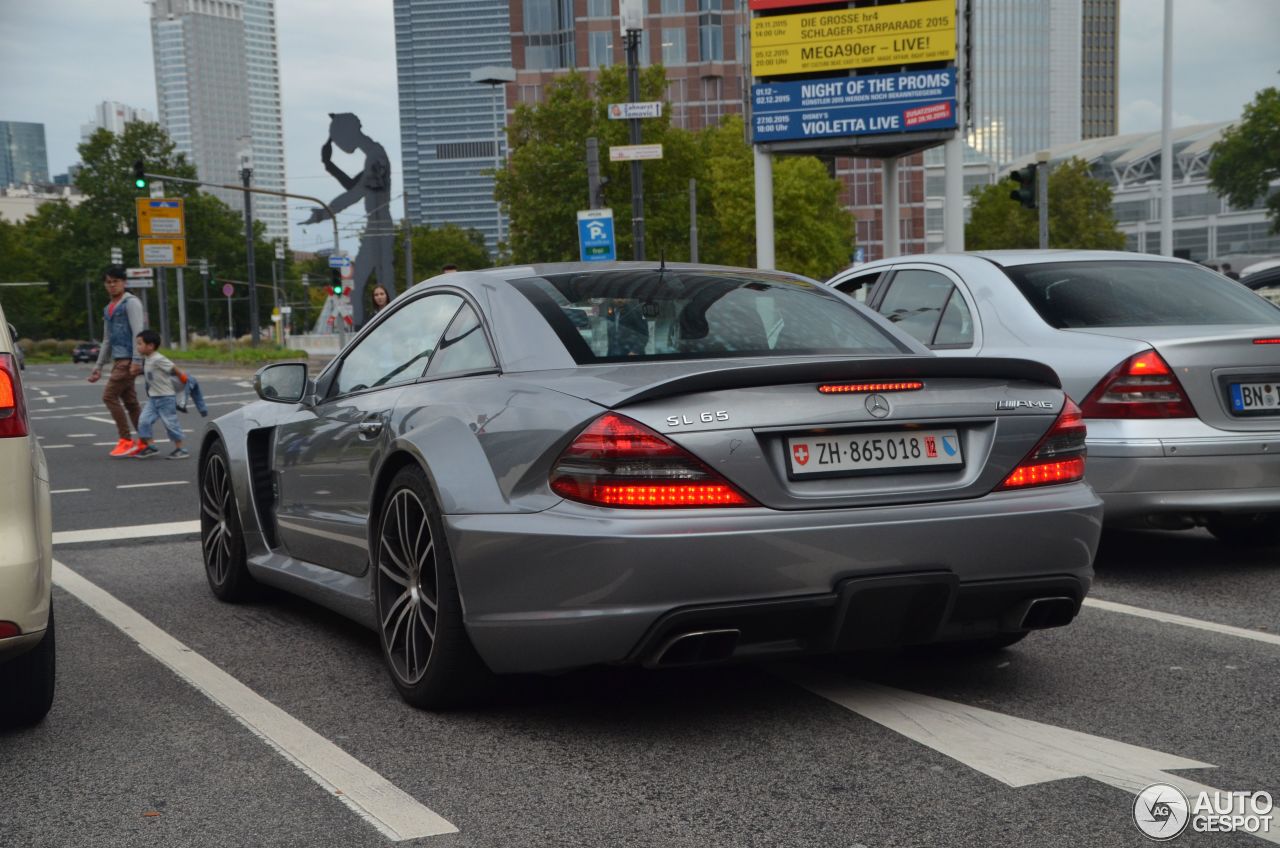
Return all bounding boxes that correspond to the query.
[511,269,909,363]
[1003,260,1280,328]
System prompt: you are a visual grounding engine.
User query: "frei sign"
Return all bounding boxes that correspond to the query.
[751,0,955,76]
[752,67,957,143]
[609,144,664,162]
[577,209,616,262]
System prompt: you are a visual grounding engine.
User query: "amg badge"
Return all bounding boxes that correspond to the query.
[996,399,1056,410]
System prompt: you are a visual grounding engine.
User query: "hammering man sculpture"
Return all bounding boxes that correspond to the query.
[304,113,395,328]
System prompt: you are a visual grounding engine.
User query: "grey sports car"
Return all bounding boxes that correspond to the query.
[827,250,1280,545]
[200,263,1101,708]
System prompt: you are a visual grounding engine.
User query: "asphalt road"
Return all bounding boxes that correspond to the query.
[3,363,1278,848]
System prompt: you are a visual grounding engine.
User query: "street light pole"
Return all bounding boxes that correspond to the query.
[625,26,645,261]
[241,167,260,346]
[469,65,517,257]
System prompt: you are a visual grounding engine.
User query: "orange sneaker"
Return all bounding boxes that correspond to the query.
[109,438,134,457]
[124,439,147,457]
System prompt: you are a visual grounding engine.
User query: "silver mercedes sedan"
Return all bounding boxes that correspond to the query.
[827,250,1280,546]
[201,263,1101,708]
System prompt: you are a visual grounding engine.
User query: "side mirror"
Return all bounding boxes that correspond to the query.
[254,362,310,404]
[6,324,16,343]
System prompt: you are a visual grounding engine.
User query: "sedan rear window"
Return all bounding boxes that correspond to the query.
[1003,261,1280,328]
[512,269,909,363]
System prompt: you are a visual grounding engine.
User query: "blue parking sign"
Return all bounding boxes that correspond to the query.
[577,210,616,262]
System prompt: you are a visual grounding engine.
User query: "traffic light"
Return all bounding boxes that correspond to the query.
[1009,165,1037,209]
[133,160,147,190]
[331,268,343,295]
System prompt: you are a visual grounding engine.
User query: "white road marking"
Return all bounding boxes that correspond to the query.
[117,480,188,490]
[782,668,1279,843]
[53,520,200,545]
[41,444,73,449]
[235,380,253,388]
[52,561,458,840]
[41,395,65,404]
[50,488,91,494]
[1085,597,1280,648]
[84,415,118,425]
[67,433,97,437]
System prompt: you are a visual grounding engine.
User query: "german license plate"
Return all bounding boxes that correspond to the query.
[787,429,963,476]
[1230,382,1280,413]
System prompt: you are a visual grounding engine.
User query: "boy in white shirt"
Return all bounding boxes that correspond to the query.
[132,329,189,459]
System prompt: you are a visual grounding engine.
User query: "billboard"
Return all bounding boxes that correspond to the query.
[752,0,955,76]
[748,0,845,9]
[752,68,956,143]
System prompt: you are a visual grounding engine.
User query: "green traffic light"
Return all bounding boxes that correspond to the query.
[135,178,147,189]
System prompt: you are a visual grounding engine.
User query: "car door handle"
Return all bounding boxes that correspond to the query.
[357,418,383,438]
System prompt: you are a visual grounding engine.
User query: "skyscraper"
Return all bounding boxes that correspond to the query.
[394,0,513,252]
[80,101,156,143]
[1081,0,1118,139]
[393,0,750,254]
[149,0,288,242]
[0,121,50,187]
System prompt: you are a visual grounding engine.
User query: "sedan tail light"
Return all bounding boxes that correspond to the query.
[550,412,755,508]
[1080,350,1194,418]
[0,353,28,438]
[996,398,1087,491]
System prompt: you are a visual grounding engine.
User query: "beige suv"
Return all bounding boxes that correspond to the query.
[0,305,54,726]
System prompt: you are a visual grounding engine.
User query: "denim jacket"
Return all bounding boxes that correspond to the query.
[96,293,145,368]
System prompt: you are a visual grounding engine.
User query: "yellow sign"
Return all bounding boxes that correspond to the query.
[138,237,188,267]
[135,197,186,237]
[752,0,955,76]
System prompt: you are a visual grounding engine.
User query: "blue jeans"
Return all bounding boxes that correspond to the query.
[177,373,208,415]
[138,395,183,443]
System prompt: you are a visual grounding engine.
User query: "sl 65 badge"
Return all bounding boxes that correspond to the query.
[667,410,730,426]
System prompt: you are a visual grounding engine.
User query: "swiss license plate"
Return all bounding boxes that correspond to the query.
[787,429,963,476]
[1230,382,1280,413]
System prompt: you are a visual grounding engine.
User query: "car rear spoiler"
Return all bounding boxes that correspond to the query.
[606,356,1062,407]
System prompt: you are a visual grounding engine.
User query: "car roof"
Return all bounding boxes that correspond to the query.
[834,249,1193,277]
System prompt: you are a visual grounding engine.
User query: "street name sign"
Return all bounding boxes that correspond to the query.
[577,209,616,262]
[609,144,664,162]
[135,198,186,237]
[124,266,155,289]
[608,102,663,120]
[328,254,352,269]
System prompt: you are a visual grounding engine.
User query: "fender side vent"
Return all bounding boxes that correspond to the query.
[246,428,278,548]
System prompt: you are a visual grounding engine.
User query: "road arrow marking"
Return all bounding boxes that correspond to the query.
[781,668,1278,843]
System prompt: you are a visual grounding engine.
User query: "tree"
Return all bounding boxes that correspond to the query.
[0,122,276,340]
[393,223,491,286]
[494,70,855,277]
[1209,86,1280,233]
[696,116,855,280]
[966,158,1126,250]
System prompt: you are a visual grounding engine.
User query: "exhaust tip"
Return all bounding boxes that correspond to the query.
[650,629,740,668]
[1019,596,1078,630]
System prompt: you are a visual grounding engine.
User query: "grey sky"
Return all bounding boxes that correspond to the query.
[2,0,1277,252]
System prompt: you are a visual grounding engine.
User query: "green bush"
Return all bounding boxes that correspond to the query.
[34,339,59,356]
[56,340,80,356]
[17,338,34,356]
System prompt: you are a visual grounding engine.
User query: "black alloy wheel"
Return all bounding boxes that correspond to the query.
[200,441,256,601]
[374,466,492,709]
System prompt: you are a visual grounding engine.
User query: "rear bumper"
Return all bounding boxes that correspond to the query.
[1086,440,1280,520]
[445,483,1101,674]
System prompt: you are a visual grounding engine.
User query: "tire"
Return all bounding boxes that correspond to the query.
[1206,513,1280,548]
[0,601,56,728]
[374,465,493,709]
[200,441,257,601]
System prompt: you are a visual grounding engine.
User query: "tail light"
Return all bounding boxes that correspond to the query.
[0,353,28,438]
[997,398,1087,491]
[1080,350,1194,418]
[550,412,755,508]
